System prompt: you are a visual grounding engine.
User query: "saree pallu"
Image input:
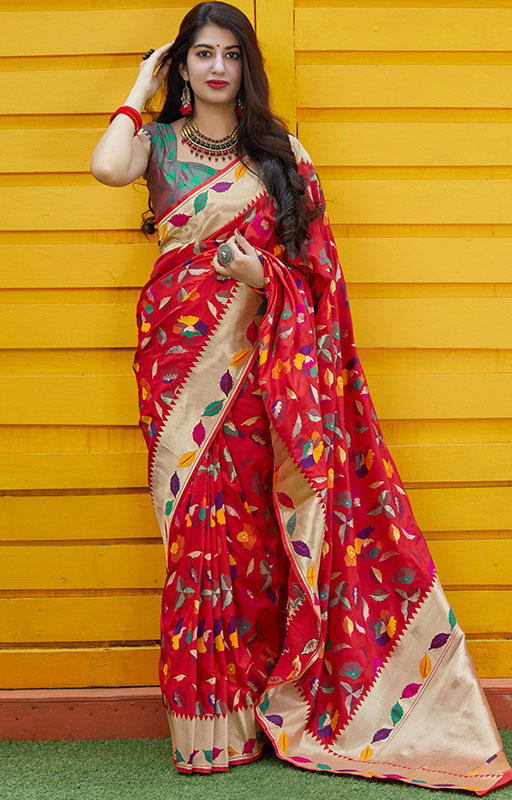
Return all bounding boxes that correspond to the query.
[132,135,512,793]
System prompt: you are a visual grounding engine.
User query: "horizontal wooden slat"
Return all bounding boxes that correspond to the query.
[2,239,512,288]
[3,373,511,425]
[1,443,510,489]
[0,646,160,690]
[0,639,510,689]
[1,298,509,349]
[0,545,165,590]
[0,5,254,57]
[1,591,508,643]
[2,488,510,542]
[297,65,512,109]
[8,123,512,173]
[295,8,512,52]
[1,540,508,590]
[322,180,512,225]
[5,180,512,231]
[0,244,154,288]
[299,123,512,167]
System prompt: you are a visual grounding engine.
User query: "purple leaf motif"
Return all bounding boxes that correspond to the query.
[292,540,311,558]
[430,632,450,650]
[211,182,233,193]
[170,472,180,497]
[401,683,421,699]
[371,728,392,743]
[266,714,283,726]
[220,370,233,396]
[168,213,191,227]
[192,421,205,446]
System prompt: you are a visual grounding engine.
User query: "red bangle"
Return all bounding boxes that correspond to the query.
[109,105,143,136]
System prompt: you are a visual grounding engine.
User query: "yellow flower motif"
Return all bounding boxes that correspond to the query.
[344,545,357,567]
[227,663,236,675]
[327,467,334,488]
[163,662,169,676]
[383,458,394,477]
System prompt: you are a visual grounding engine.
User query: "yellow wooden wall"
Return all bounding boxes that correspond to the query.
[1,0,510,690]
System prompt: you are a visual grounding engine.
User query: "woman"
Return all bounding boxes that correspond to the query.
[90,2,511,793]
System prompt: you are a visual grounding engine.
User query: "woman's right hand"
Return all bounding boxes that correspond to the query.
[134,40,175,101]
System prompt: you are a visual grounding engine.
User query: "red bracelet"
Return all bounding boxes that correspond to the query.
[109,105,143,136]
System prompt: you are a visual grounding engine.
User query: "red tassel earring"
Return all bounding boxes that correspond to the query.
[180,80,193,116]
[235,92,244,118]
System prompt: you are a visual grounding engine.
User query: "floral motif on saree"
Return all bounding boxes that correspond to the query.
[132,134,512,793]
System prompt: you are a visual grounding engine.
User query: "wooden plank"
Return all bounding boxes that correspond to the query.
[1,540,508,590]
[0,640,508,689]
[334,238,512,284]
[0,186,144,231]
[0,545,165,590]
[428,541,512,586]
[3,373,511,425]
[0,596,161,642]
[1,443,510,490]
[322,180,512,226]
[6,180,512,231]
[1,299,510,349]
[297,65,512,109]
[295,8,512,52]
[0,592,508,643]
[446,591,512,634]
[2,239,512,288]
[0,244,154,288]
[0,493,160,542]
[255,0,295,130]
[0,4,254,57]
[298,123,512,167]
[0,646,160,690]
[2,488,510,542]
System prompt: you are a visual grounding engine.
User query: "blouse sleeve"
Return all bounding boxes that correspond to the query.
[136,121,157,179]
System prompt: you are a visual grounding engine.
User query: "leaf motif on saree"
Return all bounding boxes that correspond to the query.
[177,451,196,468]
[220,370,233,396]
[168,213,191,227]
[194,192,208,214]
[202,399,224,417]
[192,421,206,446]
[292,540,311,558]
[430,632,451,650]
[229,349,250,365]
[211,181,233,193]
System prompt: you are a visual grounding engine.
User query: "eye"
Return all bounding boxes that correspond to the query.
[227,52,240,59]
[198,50,211,57]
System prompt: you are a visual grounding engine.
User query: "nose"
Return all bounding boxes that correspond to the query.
[211,52,226,74]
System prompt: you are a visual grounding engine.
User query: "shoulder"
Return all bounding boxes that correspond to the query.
[136,120,158,153]
[287,132,314,168]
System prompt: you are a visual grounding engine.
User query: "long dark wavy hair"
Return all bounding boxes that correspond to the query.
[139,1,324,263]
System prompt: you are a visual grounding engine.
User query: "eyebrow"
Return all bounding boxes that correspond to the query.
[193,43,241,50]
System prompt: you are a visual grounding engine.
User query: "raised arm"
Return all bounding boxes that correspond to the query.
[90,41,174,187]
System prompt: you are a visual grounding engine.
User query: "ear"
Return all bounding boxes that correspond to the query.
[178,61,189,82]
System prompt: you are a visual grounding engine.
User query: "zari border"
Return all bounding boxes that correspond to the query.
[255,575,510,794]
[148,282,262,565]
[164,706,265,773]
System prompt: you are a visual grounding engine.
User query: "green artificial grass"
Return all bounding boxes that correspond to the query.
[1,730,511,800]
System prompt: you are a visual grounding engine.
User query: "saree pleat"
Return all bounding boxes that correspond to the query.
[133,136,512,792]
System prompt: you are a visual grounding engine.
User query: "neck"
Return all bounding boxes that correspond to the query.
[190,101,238,138]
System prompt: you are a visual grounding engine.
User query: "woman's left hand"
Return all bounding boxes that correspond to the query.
[212,229,265,290]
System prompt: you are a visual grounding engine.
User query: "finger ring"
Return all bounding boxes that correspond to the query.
[142,49,155,60]
[216,243,234,266]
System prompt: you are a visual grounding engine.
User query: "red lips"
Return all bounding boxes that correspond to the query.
[207,80,228,87]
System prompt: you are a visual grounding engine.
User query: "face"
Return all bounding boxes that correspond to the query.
[179,23,243,109]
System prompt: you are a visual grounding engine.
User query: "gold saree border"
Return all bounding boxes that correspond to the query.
[165,706,264,773]
[156,157,267,257]
[148,282,262,567]
[255,575,509,793]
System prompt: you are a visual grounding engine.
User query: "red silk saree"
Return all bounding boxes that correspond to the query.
[133,134,512,793]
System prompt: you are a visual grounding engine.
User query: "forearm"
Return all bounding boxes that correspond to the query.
[90,84,148,180]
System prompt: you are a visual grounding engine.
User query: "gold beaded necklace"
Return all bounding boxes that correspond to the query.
[180,118,239,164]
